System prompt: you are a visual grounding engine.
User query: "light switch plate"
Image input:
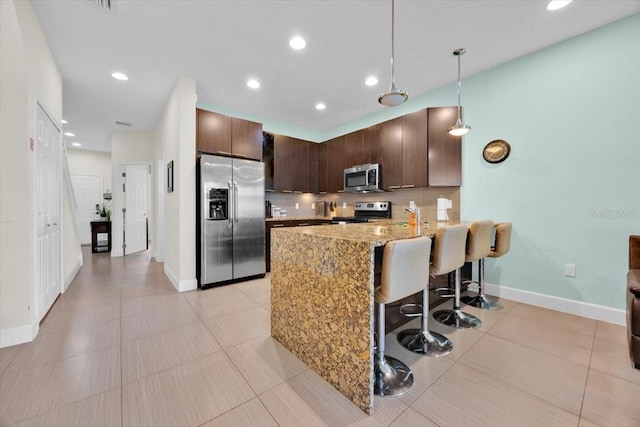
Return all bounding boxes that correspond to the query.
[342,202,346,208]
[295,203,299,209]
[311,203,315,209]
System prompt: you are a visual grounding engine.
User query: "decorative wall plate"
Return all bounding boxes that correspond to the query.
[483,139,511,164]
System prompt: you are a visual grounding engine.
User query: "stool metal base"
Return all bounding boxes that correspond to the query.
[461,294,503,311]
[374,356,414,396]
[397,329,453,357]
[433,308,482,329]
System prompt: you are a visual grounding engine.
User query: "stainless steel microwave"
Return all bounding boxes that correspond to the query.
[344,164,381,192]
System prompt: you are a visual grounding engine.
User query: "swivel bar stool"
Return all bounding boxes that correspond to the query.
[396,227,460,357]
[374,236,432,396]
[462,222,512,310]
[434,220,493,329]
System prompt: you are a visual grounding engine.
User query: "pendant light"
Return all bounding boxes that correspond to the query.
[378,0,408,107]
[448,48,471,136]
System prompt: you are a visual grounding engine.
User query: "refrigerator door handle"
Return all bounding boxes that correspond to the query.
[234,181,239,223]
[228,181,233,228]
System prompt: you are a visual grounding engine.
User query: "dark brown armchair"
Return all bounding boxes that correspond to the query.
[628,235,640,370]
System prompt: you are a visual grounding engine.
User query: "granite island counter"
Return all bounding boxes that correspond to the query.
[270,221,457,414]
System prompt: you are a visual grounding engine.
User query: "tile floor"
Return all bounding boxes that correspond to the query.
[1,247,639,426]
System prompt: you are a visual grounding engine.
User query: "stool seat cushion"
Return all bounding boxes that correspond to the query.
[430,224,469,276]
[465,220,494,262]
[375,236,431,305]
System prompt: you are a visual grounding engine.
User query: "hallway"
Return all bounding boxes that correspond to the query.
[0,247,639,426]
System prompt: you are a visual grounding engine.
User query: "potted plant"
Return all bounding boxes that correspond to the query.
[98,202,111,221]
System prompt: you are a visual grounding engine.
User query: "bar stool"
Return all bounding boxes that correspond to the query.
[374,236,431,396]
[396,228,460,357]
[434,220,493,329]
[462,222,512,310]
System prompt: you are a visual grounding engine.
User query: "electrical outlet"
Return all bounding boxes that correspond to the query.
[295,203,299,209]
[342,202,347,209]
[565,264,576,277]
[311,203,315,209]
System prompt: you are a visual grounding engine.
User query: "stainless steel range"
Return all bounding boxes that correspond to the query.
[332,201,392,224]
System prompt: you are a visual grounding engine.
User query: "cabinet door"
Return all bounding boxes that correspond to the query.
[402,109,428,188]
[232,118,262,160]
[317,142,328,194]
[428,107,462,186]
[291,138,309,192]
[380,117,403,189]
[274,135,293,192]
[326,136,346,193]
[196,109,232,155]
[308,142,319,194]
[345,130,363,167]
[362,124,382,166]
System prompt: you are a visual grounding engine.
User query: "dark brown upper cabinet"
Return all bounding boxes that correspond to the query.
[274,135,294,192]
[317,142,328,194]
[362,124,383,166]
[402,109,428,188]
[379,117,403,189]
[344,130,364,167]
[196,108,262,161]
[291,138,309,193]
[326,135,347,193]
[308,142,320,194]
[428,107,462,186]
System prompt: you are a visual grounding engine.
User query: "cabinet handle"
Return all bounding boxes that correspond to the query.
[337,190,344,193]
[272,224,285,227]
[293,191,302,194]
[298,223,310,226]
[401,184,415,188]
[282,190,293,193]
[46,223,51,227]
[216,151,232,156]
[387,185,401,189]
[265,189,275,192]
[235,153,248,158]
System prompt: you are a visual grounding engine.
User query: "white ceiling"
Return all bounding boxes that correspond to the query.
[32,0,640,152]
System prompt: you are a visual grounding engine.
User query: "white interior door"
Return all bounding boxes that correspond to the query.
[36,104,61,321]
[124,165,148,255]
[71,175,101,245]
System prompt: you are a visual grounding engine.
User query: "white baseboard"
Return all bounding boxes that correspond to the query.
[484,282,626,326]
[0,319,39,348]
[62,252,83,293]
[164,264,197,292]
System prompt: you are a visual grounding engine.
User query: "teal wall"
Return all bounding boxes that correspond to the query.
[460,14,640,309]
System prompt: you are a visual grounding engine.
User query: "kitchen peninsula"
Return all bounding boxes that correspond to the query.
[270,222,453,414]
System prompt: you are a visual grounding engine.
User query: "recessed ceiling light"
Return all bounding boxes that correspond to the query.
[547,0,573,11]
[247,79,260,89]
[289,36,306,50]
[111,72,128,81]
[64,132,75,137]
[315,103,326,110]
[71,142,82,147]
[365,76,378,86]
[61,119,67,124]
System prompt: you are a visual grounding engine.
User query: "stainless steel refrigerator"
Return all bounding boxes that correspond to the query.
[197,154,265,289]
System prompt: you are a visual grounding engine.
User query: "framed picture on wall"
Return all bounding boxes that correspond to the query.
[167,161,174,193]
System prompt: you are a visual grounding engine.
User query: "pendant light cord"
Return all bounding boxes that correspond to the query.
[390,0,396,90]
[456,52,462,121]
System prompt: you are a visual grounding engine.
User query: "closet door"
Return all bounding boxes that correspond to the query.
[36,104,61,321]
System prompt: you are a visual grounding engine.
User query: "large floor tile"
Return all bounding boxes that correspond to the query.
[0,343,22,376]
[38,299,120,335]
[122,352,255,427]
[121,299,200,343]
[121,292,187,317]
[411,362,579,427]
[488,314,594,366]
[459,334,588,415]
[203,304,270,348]
[0,346,121,425]
[581,369,640,426]
[590,331,640,386]
[225,335,308,395]
[12,388,121,427]
[508,303,597,336]
[201,397,278,427]
[6,319,120,373]
[594,320,627,346]
[233,277,271,310]
[390,408,439,427]
[122,322,221,384]
[184,286,260,320]
[259,369,371,426]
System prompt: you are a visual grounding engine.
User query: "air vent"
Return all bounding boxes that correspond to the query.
[115,121,132,127]
[86,0,116,13]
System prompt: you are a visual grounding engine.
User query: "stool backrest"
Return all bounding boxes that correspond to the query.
[490,222,512,258]
[376,236,432,304]
[430,224,469,276]
[465,220,494,262]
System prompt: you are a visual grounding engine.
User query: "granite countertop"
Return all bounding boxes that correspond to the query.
[274,220,461,247]
[266,216,332,222]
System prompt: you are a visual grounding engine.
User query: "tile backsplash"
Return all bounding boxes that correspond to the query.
[265,187,460,223]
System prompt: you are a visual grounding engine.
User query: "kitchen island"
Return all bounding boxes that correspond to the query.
[270,221,453,414]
